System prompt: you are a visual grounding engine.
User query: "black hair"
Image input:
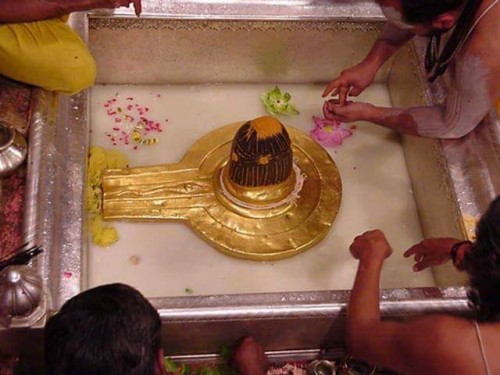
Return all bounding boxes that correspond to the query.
[400,0,465,24]
[45,283,161,375]
[465,196,500,321]
[417,0,482,82]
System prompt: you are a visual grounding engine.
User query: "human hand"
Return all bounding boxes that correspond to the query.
[132,0,141,16]
[231,337,268,375]
[86,0,142,16]
[403,238,461,272]
[322,62,378,105]
[323,99,374,123]
[350,229,392,262]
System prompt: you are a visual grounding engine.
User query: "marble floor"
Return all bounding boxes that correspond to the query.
[88,82,435,298]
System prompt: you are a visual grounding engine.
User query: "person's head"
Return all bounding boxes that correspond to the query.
[377,0,465,36]
[45,283,166,375]
[464,196,500,321]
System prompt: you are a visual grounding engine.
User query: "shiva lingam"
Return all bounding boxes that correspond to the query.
[102,116,342,260]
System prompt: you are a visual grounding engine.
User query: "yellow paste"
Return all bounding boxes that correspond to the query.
[86,146,128,247]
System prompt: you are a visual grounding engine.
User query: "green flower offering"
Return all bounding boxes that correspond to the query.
[261,86,299,116]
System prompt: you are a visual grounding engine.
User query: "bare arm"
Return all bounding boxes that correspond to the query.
[346,230,406,368]
[346,231,480,375]
[323,30,500,138]
[322,24,414,104]
[323,79,496,138]
[363,23,415,72]
[0,0,141,23]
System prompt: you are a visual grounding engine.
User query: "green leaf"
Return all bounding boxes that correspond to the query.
[180,364,192,375]
[269,86,282,98]
[219,345,231,361]
[164,357,178,372]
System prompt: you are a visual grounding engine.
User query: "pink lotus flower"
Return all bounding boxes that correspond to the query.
[310,116,353,147]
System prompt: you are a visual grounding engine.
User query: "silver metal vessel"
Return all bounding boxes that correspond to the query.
[0,122,27,177]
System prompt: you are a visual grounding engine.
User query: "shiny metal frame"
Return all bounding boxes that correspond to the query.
[6,0,498,362]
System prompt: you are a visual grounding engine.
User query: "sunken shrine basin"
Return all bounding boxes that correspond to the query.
[1,0,498,370]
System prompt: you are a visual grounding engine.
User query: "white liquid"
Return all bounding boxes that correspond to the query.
[88,83,434,298]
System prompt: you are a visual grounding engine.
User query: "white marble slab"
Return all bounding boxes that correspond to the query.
[88,83,434,298]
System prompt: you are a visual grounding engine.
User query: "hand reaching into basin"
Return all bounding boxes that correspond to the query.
[404,238,471,272]
[323,99,375,123]
[349,229,392,262]
[0,0,142,23]
[345,196,500,375]
[322,23,411,107]
[322,61,379,106]
[90,0,142,16]
[132,0,142,16]
[320,1,500,139]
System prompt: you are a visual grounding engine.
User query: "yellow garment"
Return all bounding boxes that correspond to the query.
[0,18,96,94]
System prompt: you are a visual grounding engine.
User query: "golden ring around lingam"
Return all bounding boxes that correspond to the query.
[102,116,342,261]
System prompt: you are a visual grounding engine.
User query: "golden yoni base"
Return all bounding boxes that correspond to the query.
[102,122,342,261]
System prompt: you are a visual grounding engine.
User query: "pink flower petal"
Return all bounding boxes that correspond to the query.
[310,115,353,147]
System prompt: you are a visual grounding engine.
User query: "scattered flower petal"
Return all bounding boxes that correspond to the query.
[100,93,166,149]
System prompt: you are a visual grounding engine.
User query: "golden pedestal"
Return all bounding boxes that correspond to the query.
[102,122,342,260]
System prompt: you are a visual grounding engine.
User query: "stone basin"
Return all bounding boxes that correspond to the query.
[2,0,499,370]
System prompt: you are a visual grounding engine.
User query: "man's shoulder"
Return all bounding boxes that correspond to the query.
[400,314,475,352]
[400,316,481,374]
[467,4,500,61]
[405,314,470,334]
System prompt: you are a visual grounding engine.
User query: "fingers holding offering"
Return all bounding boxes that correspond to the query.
[322,99,372,123]
[322,99,337,120]
[106,0,141,15]
[322,81,352,106]
[322,63,375,102]
[132,0,141,16]
[322,78,344,98]
[338,86,350,106]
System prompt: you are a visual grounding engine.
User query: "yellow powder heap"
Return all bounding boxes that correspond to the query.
[89,215,119,247]
[86,146,129,247]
